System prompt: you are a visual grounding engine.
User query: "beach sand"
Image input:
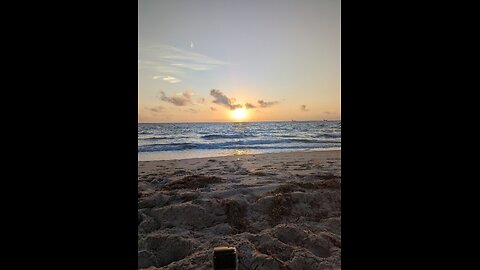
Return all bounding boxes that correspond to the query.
[138,150,341,270]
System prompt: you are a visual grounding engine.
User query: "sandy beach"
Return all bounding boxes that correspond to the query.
[138,150,341,269]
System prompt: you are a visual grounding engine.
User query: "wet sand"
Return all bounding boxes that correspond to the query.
[138,150,341,269]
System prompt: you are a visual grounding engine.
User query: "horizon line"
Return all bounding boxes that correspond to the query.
[138,119,341,124]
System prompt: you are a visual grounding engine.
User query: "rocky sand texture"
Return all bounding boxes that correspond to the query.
[138,150,341,270]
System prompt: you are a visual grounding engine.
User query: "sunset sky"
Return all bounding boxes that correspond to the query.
[138,0,340,123]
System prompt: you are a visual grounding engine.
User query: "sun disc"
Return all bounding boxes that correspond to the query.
[232,108,247,121]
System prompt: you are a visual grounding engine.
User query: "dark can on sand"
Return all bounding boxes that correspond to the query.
[213,246,238,270]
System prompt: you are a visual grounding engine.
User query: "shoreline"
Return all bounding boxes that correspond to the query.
[138,148,341,162]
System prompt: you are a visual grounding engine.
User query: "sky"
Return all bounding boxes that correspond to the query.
[138,0,340,123]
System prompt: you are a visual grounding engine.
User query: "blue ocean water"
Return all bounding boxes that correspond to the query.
[138,121,341,161]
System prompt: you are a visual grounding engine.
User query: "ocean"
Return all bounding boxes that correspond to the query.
[138,121,341,161]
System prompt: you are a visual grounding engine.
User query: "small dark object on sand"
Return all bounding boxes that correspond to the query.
[213,246,238,270]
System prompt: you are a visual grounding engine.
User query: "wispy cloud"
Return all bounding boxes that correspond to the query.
[139,60,183,74]
[190,41,194,49]
[185,108,198,113]
[139,43,228,75]
[245,102,256,109]
[300,105,309,112]
[152,75,181,83]
[258,100,279,108]
[170,63,214,71]
[159,90,193,106]
[163,76,181,83]
[145,106,164,113]
[210,89,242,110]
[210,107,217,111]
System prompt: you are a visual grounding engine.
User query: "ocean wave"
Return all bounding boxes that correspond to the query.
[138,138,340,152]
[139,136,191,140]
[201,134,256,139]
[315,133,341,138]
[290,138,340,143]
[138,143,341,152]
[138,143,198,152]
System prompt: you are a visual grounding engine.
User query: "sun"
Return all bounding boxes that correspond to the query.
[232,108,247,121]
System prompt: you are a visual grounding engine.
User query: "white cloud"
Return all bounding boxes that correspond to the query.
[152,75,181,83]
[161,76,181,83]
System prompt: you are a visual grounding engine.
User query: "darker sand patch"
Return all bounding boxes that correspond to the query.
[138,209,161,233]
[317,173,338,179]
[269,178,340,195]
[297,178,340,189]
[223,199,249,233]
[296,173,338,180]
[268,194,295,226]
[138,212,143,225]
[172,169,188,176]
[273,225,332,258]
[250,171,268,176]
[162,175,223,190]
[250,171,277,176]
[253,236,294,264]
[139,234,194,268]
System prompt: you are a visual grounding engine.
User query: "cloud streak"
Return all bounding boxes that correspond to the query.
[258,100,279,108]
[300,105,309,112]
[210,89,243,110]
[152,75,181,83]
[185,108,198,113]
[162,76,181,83]
[139,43,228,75]
[146,106,164,113]
[159,90,193,106]
[245,102,256,109]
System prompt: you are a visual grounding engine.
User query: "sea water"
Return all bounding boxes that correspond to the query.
[138,121,340,161]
